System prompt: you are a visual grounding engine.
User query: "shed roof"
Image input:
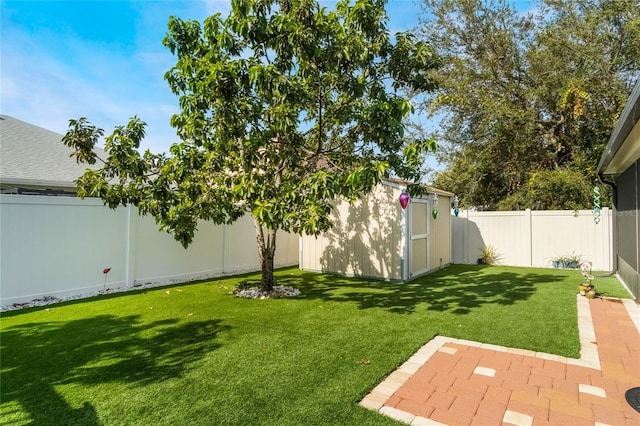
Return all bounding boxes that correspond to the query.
[597,80,640,176]
[0,115,105,190]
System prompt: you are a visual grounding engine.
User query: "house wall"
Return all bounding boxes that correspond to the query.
[0,195,299,306]
[615,159,639,298]
[300,184,404,280]
[451,209,613,271]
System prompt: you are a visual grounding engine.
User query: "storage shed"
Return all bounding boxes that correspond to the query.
[300,178,453,281]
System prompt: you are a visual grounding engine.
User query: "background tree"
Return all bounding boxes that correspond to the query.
[63,0,440,292]
[417,0,640,210]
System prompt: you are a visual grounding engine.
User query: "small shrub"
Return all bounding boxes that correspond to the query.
[566,252,582,269]
[551,252,582,269]
[477,245,501,265]
[551,255,569,268]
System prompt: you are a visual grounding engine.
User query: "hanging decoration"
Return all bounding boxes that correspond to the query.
[431,193,439,219]
[399,190,410,209]
[452,195,459,217]
[593,186,601,224]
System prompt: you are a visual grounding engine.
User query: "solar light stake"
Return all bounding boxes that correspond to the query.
[103,267,111,292]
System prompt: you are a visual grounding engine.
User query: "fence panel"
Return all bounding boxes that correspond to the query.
[0,195,299,306]
[1,196,128,304]
[132,213,226,286]
[452,208,612,271]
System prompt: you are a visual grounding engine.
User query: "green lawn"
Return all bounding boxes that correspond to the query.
[0,265,630,425]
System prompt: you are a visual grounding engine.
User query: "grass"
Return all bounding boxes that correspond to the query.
[0,264,630,425]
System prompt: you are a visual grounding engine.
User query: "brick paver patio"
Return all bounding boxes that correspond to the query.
[360,296,640,425]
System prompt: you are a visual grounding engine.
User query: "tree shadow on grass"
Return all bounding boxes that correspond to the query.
[282,265,566,315]
[0,315,229,425]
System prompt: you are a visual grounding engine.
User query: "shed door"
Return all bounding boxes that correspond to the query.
[409,199,430,278]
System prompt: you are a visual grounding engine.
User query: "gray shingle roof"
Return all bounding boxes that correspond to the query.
[0,114,105,190]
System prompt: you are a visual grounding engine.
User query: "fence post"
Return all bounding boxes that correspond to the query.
[526,209,533,267]
[464,209,470,264]
[125,204,137,288]
[223,221,229,274]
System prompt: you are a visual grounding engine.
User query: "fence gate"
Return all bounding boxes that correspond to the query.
[409,198,430,278]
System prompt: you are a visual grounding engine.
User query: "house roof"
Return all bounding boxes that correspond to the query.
[0,115,105,190]
[597,80,640,176]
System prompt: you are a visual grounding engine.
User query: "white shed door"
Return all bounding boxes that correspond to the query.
[409,199,430,278]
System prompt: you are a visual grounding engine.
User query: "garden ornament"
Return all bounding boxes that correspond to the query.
[399,190,410,209]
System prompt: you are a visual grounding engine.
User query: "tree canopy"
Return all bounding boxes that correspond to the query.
[418,0,640,210]
[63,0,440,291]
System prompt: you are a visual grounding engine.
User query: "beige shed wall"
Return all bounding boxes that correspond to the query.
[300,183,403,280]
[301,184,453,281]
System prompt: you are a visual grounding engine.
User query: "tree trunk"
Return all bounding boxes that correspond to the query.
[260,247,275,293]
[253,217,277,293]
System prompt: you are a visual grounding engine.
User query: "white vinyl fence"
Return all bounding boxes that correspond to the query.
[452,208,613,271]
[0,195,299,306]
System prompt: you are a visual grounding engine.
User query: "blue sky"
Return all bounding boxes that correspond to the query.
[1,0,429,156]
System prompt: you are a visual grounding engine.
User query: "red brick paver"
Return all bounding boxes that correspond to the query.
[359,296,640,425]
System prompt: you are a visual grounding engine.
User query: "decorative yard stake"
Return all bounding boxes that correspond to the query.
[103,267,111,292]
[399,190,410,209]
[593,186,601,224]
[430,193,438,219]
[452,195,459,217]
[579,261,596,298]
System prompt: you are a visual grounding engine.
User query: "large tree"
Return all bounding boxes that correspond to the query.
[63,0,440,291]
[417,0,639,210]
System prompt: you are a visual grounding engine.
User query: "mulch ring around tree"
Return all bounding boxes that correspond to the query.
[232,282,301,299]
